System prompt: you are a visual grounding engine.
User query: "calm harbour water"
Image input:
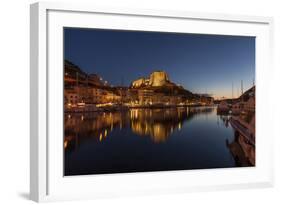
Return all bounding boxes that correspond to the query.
[64,106,252,176]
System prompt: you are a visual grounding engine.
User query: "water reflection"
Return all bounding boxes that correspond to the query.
[64,107,215,150]
[130,108,188,143]
[226,131,255,166]
[64,111,130,152]
[64,106,253,175]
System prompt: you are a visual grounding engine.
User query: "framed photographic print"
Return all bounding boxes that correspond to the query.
[30,2,274,202]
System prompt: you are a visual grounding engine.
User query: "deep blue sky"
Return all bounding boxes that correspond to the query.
[64,28,255,99]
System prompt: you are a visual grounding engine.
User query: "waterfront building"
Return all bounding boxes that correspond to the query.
[244,96,255,112]
[88,74,104,86]
[131,77,146,88]
[74,86,91,104]
[64,60,217,109]
[116,87,136,104]
[232,102,245,115]
[127,89,139,104]
[200,96,214,105]
[89,87,107,104]
[104,90,121,103]
[138,89,154,105]
[65,89,79,105]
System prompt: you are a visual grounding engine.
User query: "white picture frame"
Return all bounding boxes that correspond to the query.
[30,2,274,202]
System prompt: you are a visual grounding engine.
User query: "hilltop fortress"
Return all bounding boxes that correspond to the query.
[131,71,174,88]
[64,60,214,108]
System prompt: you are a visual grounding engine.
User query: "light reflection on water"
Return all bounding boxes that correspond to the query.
[64,106,253,176]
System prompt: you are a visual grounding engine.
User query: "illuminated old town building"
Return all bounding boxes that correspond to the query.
[64,60,214,108]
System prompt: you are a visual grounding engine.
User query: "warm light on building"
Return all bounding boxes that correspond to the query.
[64,141,68,148]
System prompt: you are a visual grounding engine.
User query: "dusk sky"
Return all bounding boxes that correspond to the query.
[64,27,255,99]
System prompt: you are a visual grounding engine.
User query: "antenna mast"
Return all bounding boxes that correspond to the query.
[232,82,233,100]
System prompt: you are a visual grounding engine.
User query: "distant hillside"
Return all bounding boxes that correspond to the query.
[65,60,88,78]
[151,85,198,99]
[64,60,107,89]
[130,70,199,99]
[64,60,205,100]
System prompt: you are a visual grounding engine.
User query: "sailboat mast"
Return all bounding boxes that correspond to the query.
[241,80,244,95]
[232,82,233,104]
[241,80,244,102]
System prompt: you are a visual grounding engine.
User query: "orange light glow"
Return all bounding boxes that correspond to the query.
[64,141,68,148]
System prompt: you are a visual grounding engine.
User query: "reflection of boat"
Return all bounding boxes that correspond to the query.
[226,133,254,166]
[229,113,255,166]
[219,115,230,127]
[237,133,255,165]
[230,117,255,146]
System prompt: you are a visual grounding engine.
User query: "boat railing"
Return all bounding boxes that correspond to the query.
[230,117,255,146]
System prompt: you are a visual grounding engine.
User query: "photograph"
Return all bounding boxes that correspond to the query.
[63,27,256,176]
